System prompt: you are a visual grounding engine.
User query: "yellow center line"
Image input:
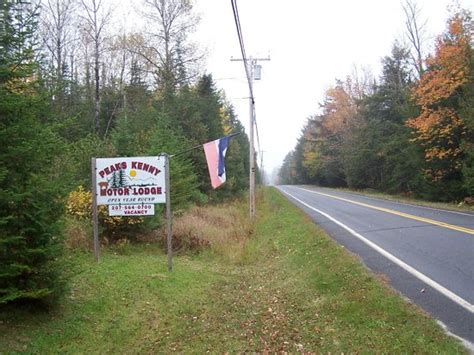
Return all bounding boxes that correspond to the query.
[299,188,474,235]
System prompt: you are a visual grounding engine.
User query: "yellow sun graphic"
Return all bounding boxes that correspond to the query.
[129,170,137,177]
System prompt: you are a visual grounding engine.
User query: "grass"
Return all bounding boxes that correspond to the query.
[0,188,466,353]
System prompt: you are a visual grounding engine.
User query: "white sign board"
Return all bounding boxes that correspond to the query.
[108,204,155,216]
[95,156,166,206]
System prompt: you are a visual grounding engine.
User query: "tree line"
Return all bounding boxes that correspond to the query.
[1,0,249,304]
[279,4,473,203]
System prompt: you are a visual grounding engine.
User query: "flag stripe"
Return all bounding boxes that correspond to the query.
[218,136,230,177]
[203,141,221,189]
[203,134,236,189]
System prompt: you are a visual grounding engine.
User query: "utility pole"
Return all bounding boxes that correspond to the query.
[260,150,266,185]
[230,55,270,217]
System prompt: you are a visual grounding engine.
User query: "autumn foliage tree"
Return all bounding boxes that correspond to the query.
[280,6,472,202]
[406,10,472,198]
[279,79,365,187]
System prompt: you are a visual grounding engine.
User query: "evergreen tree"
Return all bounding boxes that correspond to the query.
[110,171,119,188]
[349,43,423,193]
[118,169,127,187]
[0,1,65,304]
[146,115,201,211]
[460,50,474,195]
[278,151,296,184]
[216,103,249,198]
[168,74,225,193]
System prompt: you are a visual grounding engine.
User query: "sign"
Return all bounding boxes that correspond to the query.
[95,156,166,206]
[108,203,155,216]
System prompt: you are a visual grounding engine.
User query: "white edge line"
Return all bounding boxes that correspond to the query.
[437,320,474,351]
[277,187,474,314]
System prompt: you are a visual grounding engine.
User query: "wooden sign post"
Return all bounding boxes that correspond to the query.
[161,153,173,272]
[91,158,100,262]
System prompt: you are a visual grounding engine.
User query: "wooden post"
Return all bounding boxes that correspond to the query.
[249,94,256,218]
[91,157,100,262]
[163,153,173,272]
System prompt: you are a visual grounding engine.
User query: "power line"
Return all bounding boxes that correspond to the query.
[230,0,270,216]
[230,2,261,156]
[230,0,256,217]
[230,0,255,101]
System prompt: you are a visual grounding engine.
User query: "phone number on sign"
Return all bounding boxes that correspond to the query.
[110,205,152,211]
[109,204,155,216]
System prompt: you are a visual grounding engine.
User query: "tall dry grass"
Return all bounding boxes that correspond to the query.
[64,197,254,262]
[170,202,253,262]
[63,217,93,250]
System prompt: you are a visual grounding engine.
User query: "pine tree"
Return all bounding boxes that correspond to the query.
[349,43,423,193]
[0,1,65,304]
[169,74,225,193]
[118,169,127,187]
[110,171,119,188]
[216,103,249,198]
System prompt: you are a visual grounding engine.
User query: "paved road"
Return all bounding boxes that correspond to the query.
[277,185,474,346]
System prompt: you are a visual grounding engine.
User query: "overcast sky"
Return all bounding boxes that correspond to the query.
[190,0,473,177]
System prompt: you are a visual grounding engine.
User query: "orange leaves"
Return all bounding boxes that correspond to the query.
[424,146,462,161]
[407,13,471,181]
[412,21,470,107]
[407,107,464,165]
[412,42,469,107]
[407,107,463,141]
[320,85,359,136]
[448,16,464,37]
[411,15,470,109]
